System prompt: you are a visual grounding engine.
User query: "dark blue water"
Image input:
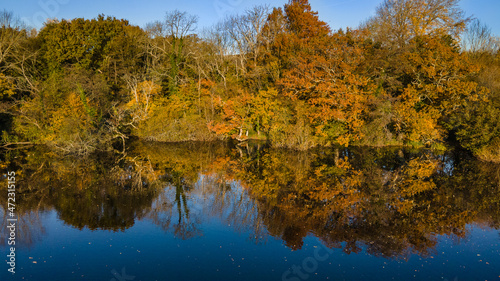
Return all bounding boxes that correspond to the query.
[1,142,499,280]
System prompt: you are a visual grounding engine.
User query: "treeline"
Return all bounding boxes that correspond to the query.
[0,0,499,161]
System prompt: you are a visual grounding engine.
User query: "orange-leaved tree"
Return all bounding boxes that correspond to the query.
[270,0,373,146]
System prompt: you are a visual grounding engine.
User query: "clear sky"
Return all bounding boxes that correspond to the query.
[1,0,499,36]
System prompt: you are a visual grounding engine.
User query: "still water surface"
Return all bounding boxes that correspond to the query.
[1,142,499,280]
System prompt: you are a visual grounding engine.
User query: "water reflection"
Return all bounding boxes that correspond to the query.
[0,209,45,249]
[1,142,499,258]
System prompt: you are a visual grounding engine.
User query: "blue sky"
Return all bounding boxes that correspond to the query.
[2,0,499,35]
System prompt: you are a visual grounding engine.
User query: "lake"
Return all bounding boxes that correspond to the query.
[1,141,499,280]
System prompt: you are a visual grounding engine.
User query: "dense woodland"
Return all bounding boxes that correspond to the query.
[1,0,499,161]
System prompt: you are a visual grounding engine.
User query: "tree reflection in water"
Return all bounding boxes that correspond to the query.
[1,142,499,258]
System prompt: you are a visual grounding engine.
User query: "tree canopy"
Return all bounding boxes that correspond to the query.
[1,1,499,162]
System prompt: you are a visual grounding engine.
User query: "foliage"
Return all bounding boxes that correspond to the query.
[0,0,499,161]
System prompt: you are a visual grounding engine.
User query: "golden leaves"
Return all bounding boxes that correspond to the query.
[0,73,15,99]
[48,92,91,137]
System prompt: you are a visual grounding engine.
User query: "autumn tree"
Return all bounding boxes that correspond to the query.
[265,0,373,147]
[356,0,491,147]
[447,20,500,162]
[364,0,469,48]
[392,35,486,145]
[9,16,148,154]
